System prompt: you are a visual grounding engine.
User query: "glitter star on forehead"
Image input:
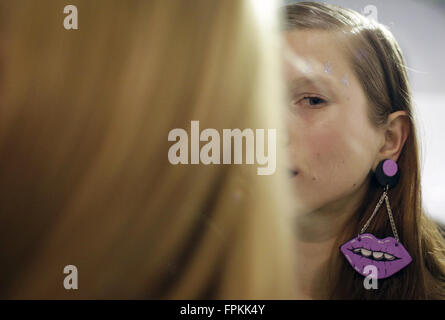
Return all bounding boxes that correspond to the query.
[341,75,349,86]
[323,61,332,74]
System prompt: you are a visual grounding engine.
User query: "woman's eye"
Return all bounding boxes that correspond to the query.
[305,97,326,106]
[291,96,327,109]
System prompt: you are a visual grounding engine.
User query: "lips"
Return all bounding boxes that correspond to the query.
[340,233,412,279]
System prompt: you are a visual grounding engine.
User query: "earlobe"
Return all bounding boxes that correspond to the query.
[377,110,410,163]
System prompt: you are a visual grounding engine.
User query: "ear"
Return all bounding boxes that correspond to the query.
[376,110,410,165]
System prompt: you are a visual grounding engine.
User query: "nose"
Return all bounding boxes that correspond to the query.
[285,109,299,148]
[284,121,291,147]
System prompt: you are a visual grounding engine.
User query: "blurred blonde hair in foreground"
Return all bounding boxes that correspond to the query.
[0,0,296,298]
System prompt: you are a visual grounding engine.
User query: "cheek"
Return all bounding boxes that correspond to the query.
[304,127,350,180]
[305,128,338,161]
[302,120,375,192]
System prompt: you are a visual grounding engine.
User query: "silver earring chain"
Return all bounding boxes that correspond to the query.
[359,185,400,243]
[384,192,400,243]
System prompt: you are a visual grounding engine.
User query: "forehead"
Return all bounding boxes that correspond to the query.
[283,29,353,78]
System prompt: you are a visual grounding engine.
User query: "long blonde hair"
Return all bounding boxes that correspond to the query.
[0,0,296,299]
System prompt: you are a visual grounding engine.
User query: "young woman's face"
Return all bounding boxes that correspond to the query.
[284,30,384,212]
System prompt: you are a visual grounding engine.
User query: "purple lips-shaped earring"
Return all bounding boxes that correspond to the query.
[340,233,412,279]
[340,159,412,279]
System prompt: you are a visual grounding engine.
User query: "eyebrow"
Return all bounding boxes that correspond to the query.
[288,75,337,96]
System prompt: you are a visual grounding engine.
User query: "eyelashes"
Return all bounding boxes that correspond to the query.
[290,95,328,110]
[302,96,327,107]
